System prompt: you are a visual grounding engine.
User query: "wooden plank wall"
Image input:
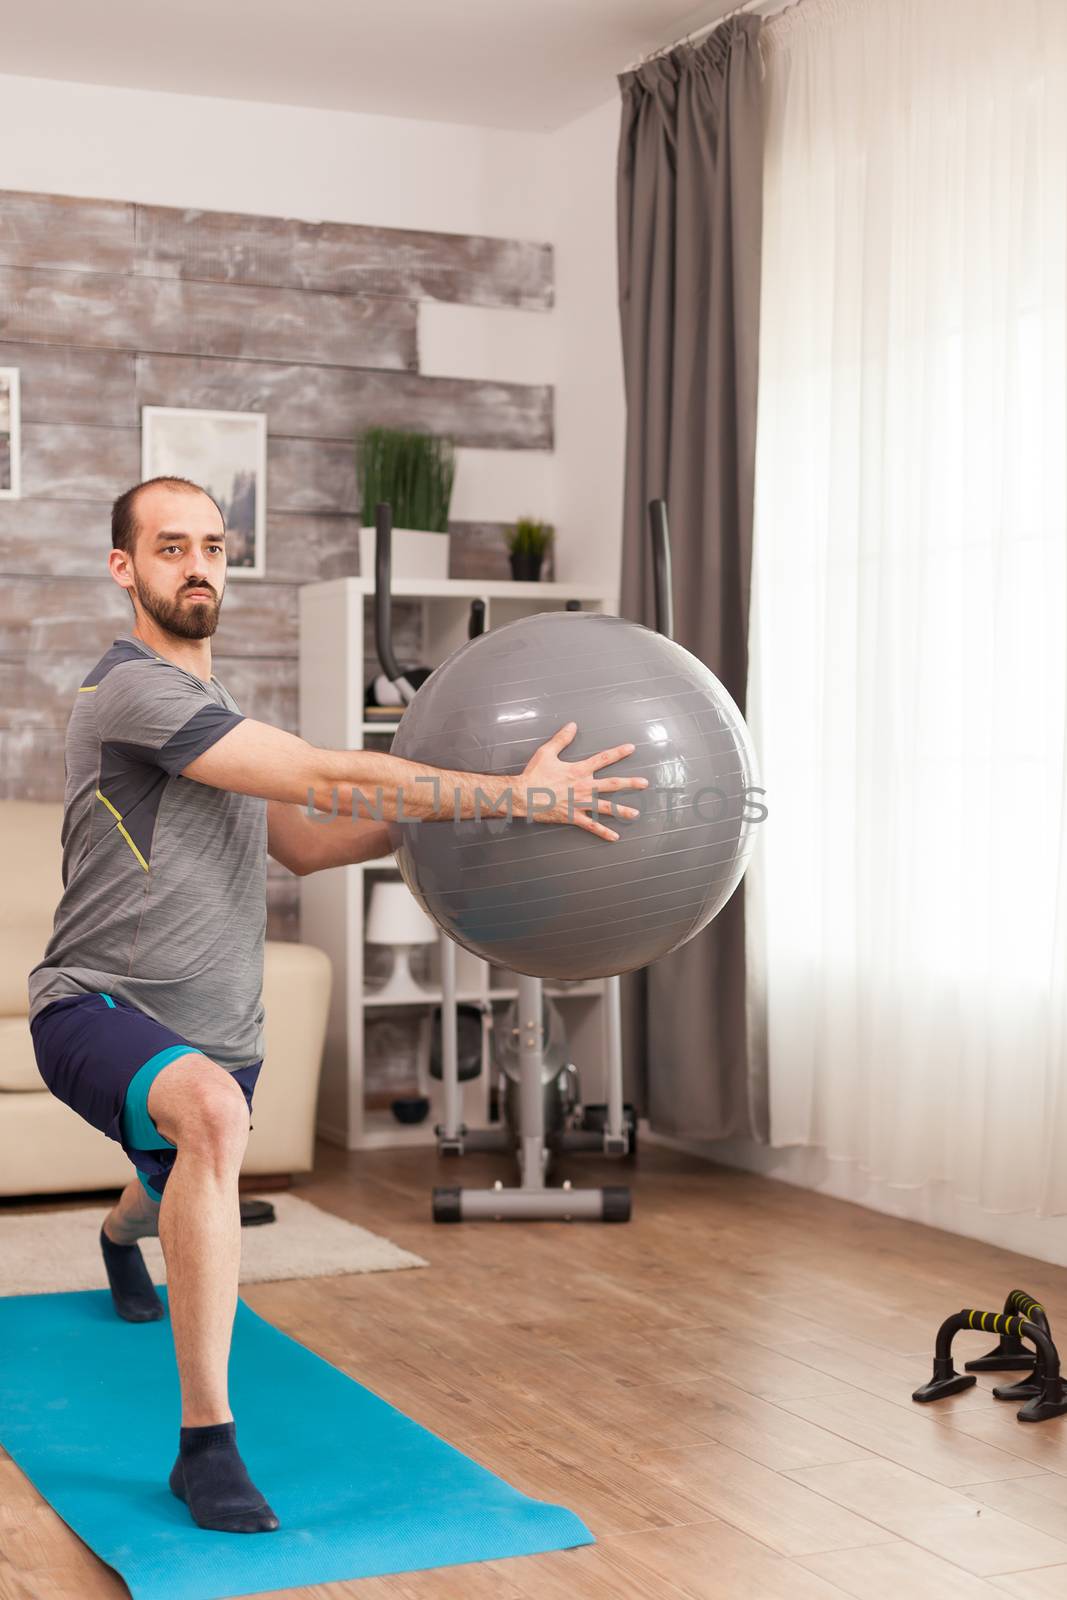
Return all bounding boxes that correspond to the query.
[0,188,556,946]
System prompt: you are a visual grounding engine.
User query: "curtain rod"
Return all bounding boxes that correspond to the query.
[623,0,799,73]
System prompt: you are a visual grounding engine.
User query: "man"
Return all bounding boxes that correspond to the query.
[26,476,646,1535]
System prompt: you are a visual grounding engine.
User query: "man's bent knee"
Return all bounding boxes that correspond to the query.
[146,1055,251,1159]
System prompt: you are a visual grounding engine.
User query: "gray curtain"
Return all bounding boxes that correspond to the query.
[616,15,766,1142]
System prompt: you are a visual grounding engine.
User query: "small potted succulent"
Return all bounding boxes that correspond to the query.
[505,517,554,582]
[356,426,456,579]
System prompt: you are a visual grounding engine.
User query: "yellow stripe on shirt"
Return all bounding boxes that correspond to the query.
[95,789,150,872]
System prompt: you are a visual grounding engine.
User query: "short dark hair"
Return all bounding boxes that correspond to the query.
[111,476,225,559]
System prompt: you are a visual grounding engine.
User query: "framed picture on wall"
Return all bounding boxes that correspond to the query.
[0,368,21,499]
[141,406,266,577]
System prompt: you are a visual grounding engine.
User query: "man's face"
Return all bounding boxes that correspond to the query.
[126,487,227,641]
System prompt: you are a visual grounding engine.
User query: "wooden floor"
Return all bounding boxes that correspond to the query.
[5,1139,1067,1599]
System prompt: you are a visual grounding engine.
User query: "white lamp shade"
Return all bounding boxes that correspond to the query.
[366,880,438,947]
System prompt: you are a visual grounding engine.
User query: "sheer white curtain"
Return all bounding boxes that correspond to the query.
[749,0,1067,1214]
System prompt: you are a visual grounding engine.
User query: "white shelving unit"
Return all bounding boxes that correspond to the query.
[298,575,619,1151]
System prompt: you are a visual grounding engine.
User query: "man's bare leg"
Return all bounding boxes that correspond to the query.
[156,1130,243,1426]
[145,1053,279,1533]
[99,1176,164,1321]
[103,1176,161,1244]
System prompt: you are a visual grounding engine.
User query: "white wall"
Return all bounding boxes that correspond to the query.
[0,72,555,236]
[421,95,626,587]
[0,70,626,591]
[546,97,626,591]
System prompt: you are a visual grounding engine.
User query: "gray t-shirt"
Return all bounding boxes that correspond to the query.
[27,632,267,1071]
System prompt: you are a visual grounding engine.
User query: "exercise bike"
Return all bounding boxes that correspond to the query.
[371,501,672,1220]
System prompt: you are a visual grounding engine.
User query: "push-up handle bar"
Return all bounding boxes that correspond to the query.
[913,1308,1067,1423]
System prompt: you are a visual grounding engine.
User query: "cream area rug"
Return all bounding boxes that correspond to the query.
[0,1193,428,1297]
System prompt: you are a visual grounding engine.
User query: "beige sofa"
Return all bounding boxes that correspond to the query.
[1,800,332,1199]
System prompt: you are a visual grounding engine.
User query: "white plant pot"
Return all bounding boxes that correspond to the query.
[361,526,450,581]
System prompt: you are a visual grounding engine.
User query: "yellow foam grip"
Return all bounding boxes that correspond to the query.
[965,1309,1018,1333]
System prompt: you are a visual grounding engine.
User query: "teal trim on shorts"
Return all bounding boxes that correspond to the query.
[120,1045,206,1155]
[99,993,116,1008]
[135,1167,163,1201]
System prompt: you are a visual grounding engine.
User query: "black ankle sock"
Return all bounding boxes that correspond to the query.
[170,1421,279,1533]
[99,1222,164,1322]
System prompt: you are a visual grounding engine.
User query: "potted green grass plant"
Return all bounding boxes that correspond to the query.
[506,517,554,582]
[356,427,456,579]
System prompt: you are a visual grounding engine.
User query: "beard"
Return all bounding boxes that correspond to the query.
[131,570,222,641]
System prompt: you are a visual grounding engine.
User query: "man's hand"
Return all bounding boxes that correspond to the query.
[519,722,648,841]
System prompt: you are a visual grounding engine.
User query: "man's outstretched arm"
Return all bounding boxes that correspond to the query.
[181,716,648,844]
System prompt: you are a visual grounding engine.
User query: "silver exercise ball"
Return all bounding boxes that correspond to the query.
[388,610,760,981]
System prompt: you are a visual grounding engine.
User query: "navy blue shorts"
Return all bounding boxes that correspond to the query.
[30,992,261,1201]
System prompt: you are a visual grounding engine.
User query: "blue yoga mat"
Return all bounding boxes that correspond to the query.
[0,1285,594,1599]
